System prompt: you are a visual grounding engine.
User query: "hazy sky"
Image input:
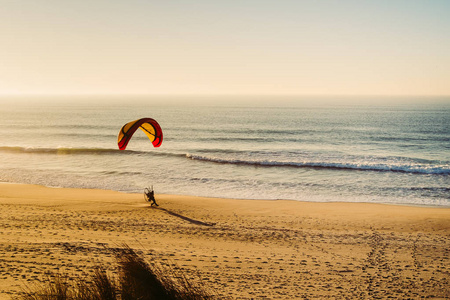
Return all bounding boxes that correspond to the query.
[1,0,449,96]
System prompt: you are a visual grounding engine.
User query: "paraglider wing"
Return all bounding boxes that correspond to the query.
[118,118,163,150]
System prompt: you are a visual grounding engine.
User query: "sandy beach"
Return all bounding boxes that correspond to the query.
[0,183,449,299]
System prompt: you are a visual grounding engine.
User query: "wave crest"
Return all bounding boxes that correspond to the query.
[0,146,187,158]
[186,154,450,175]
[0,146,121,155]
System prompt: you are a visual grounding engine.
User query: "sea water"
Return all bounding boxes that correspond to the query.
[0,96,448,206]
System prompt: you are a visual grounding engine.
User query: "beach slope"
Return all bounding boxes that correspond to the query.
[0,183,449,299]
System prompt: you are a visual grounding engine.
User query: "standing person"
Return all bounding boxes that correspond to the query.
[144,187,159,206]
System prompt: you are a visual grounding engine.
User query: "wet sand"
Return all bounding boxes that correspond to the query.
[0,183,449,299]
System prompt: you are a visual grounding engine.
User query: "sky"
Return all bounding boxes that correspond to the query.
[0,0,449,96]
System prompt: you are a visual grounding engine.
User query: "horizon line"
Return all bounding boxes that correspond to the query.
[1,93,450,98]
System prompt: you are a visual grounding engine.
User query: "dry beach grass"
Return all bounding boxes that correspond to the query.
[0,183,449,299]
[18,245,212,300]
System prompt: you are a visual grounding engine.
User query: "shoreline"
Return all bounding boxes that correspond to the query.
[1,181,448,209]
[1,183,449,299]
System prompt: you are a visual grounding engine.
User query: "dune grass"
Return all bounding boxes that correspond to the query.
[19,245,213,300]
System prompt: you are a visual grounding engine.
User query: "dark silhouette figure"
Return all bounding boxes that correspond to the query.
[144,187,159,206]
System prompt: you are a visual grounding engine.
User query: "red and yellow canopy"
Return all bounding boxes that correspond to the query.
[118,118,163,150]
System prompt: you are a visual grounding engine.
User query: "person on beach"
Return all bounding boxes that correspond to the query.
[144,187,159,206]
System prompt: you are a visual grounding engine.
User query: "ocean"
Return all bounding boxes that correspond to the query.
[0,96,449,206]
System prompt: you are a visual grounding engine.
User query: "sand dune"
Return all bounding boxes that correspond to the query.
[0,183,449,299]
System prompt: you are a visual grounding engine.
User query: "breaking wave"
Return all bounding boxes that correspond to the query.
[186,154,450,175]
[0,146,122,155]
[0,146,186,158]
